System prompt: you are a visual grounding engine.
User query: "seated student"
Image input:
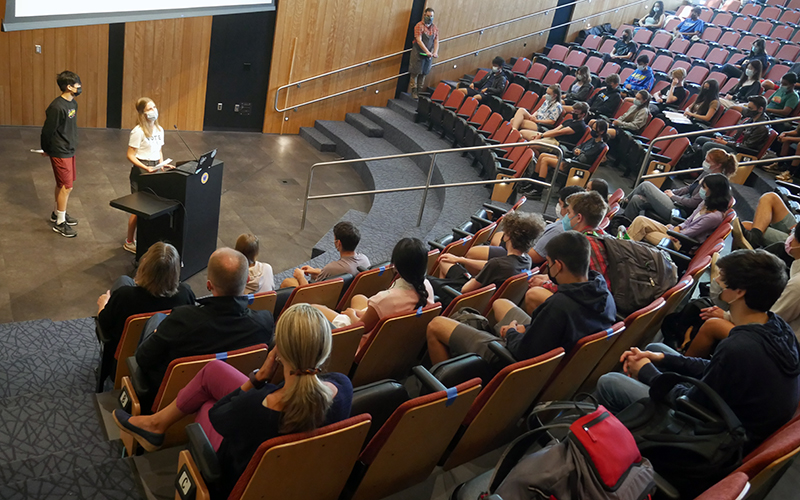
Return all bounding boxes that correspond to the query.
[426,230,616,365]
[113,304,353,500]
[562,66,593,108]
[512,84,562,135]
[235,233,275,294]
[609,28,637,62]
[688,226,800,358]
[673,6,705,39]
[695,96,768,156]
[526,101,589,156]
[134,248,275,411]
[622,148,737,221]
[719,60,764,111]
[596,249,800,457]
[718,38,770,81]
[605,90,651,145]
[282,221,370,288]
[311,237,434,335]
[96,242,196,355]
[769,122,800,180]
[433,211,544,294]
[650,68,687,116]
[736,192,797,248]
[456,56,508,101]
[678,80,719,131]
[638,1,665,29]
[532,119,609,182]
[621,55,655,96]
[588,74,623,119]
[465,186,585,266]
[587,178,609,201]
[624,173,731,249]
[766,72,800,121]
[523,191,610,313]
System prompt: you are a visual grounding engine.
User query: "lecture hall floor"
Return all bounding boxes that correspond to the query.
[0,125,369,324]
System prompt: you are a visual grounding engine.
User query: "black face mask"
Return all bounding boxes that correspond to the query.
[622,35,631,42]
[72,87,82,96]
[547,263,560,285]
[591,130,600,138]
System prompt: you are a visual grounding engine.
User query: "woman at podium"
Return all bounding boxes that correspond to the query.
[124,97,171,254]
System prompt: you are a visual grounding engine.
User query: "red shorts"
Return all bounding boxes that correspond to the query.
[50,156,76,188]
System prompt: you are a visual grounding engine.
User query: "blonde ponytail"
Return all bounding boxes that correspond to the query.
[276,304,334,434]
[706,148,738,178]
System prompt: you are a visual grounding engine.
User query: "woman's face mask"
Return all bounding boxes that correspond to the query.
[703,160,712,173]
[634,98,643,107]
[745,68,755,78]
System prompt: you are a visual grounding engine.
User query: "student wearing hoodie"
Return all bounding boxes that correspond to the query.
[597,249,800,450]
[622,55,655,96]
[426,230,616,365]
[588,74,622,119]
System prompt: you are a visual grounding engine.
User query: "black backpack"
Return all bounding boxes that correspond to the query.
[595,236,678,316]
[660,297,716,351]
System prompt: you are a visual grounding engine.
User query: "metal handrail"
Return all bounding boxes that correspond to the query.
[641,155,800,180]
[634,116,800,187]
[276,0,649,113]
[301,139,563,229]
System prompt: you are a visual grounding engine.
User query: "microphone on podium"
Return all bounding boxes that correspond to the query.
[173,124,199,162]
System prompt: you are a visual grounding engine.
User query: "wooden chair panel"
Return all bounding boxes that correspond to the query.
[565,167,591,188]
[444,285,496,318]
[484,271,534,317]
[247,291,277,315]
[114,311,167,390]
[337,266,396,311]
[470,222,498,248]
[327,324,365,376]
[283,279,344,313]
[646,161,672,189]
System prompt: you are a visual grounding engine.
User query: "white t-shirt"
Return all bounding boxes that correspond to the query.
[129,124,164,161]
[245,261,275,294]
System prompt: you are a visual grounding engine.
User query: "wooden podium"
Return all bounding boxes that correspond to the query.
[110,160,224,280]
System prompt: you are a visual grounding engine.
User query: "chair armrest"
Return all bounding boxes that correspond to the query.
[483,203,509,217]
[441,285,462,300]
[471,215,493,228]
[497,157,514,168]
[488,341,517,366]
[734,145,758,156]
[650,153,671,163]
[95,317,112,344]
[497,166,517,176]
[565,158,592,170]
[467,121,482,127]
[444,105,459,111]
[485,138,501,145]
[428,240,446,251]
[676,395,723,424]
[659,246,691,263]
[667,230,700,249]
[672,216,686,225]
[502,99,518,105]
[543,213,557,223]
[478,130,492,138]
[631,134,648,142]
[412,365,447,393]
[654,472,681,499]
[127,356,152,403]
[776,180,800,193]
[185,423,222,484]
[452,228,472,239]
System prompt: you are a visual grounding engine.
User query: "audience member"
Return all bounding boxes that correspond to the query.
[688,226,800,357]
[526,101,589,155]
[587,179,609,201]
[622,55,655,95]
[719,60,764,111]
[736,192,797,248]
[680,80,719,129]
[769,122,800,180]
[426,230,616,365]
[113,304,352,500]
[588,74,623,119]
[133,248,275,411]
[596,249,800,454]
[650,68,687,115]
[609,28,637,62]
[235,233,275,294]
[532,119,608,182]
[456,56,508,101]
[512,84,562,135]
[563,66,593,107]
[719,38,770,80]
[609,90,651,138]
[313,237,434,334]
[96,242,195,355]
[622,148,737,221]
[673,7,705,39]
[695,96,768,156]
[282,221,370,288]
[766,73,799,120]
[624,173,731,249]
[638,1,665,29]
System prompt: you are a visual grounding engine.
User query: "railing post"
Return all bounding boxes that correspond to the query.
[418,153,438,227]
[541,147,563,214]
[300,163,318,231]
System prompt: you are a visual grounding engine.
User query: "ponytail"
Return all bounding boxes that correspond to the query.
[276,304,334,434]
[706,148,738,178]
[391,237,430,310]
[410,277,429,309]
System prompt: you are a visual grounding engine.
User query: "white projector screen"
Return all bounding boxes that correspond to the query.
[3,0,274,31]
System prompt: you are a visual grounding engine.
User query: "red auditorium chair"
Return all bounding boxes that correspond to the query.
[705,50,731,67]
[619,67,635,83]
[694,472,750,500]
[652,54,673,73]
[711,11,733,28]
[735,35,759,53]
[441,284,496,318]
[417,82,452,123]
[714,109,742,130]
[771,24,795,43]
[789,0,800,8]
[766,63,791,82]
[510,57,531,75]
[483,271,536,319]
[734,419,800,498]
[247,291,278,315]
[428,89,464,131]
[560,74,576,93]
[650,31,672,50]
[686,42,710,61]
[759,6,782,21]
[701,26,722,43]
[721,0,741,10]
[687,66,711,84]
[764,39,780,57]
[442,96,479,140]
[615,25,635,37]
[599,62,621,78]
[585,55,604,74]
[670,60,692,74]
[699,8,714,22]
[668,37,691,55]
[721,78,739,95]
[581,34,603,51]
[280,277,344,315]
[740,3,762,17]
[664,18,681,32]
[717,30,740,47]
[515,91,539,111]
[750,20,775,37]
[730,16,754,32]
[598,38,617,55]
[453,103,491,147]
[633,29,652,44]
[564,49,587,68]
[546,44,569,62]
[541,68,564,85]
[775,44,800,64]
[336,265,396,311]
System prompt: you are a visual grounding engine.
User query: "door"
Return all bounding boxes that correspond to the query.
[203,11,276,131]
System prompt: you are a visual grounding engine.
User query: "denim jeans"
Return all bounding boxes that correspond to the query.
[623,181,676,221]
[140,312,167,346]
[111,275,136,293]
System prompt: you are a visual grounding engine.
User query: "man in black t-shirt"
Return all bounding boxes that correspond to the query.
[609,28,637,62]
[41,71,82,238]
[588,74,623,119]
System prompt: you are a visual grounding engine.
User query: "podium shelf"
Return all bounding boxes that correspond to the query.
[110,192,181,219]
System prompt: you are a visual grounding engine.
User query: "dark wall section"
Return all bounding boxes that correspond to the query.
[396,0,427,98]
[106,23,125,128]
[547,0,575,47]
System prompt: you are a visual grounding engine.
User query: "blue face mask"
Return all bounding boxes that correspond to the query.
[699,187,707,199]
[562,214,574,232]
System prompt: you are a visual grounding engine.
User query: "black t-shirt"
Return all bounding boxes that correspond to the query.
[613,40,637,58]
[575,138,606,165]
[559,119,588,146]
[474,253,532,288]
[660,86,687,109]
[41,96,79,158]
[97,282,196,348]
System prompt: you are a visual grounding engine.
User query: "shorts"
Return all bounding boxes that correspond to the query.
[764,213,798,246]
[51,156,76,188]
[466,87,482,97]
[487,245,508,260]
[130,160,159,193]
[449,305,531,363]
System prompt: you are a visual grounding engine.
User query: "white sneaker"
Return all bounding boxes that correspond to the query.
[123,240,137,254]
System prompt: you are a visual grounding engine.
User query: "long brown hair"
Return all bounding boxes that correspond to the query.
[134,242,181,297]
[135,97,161,138]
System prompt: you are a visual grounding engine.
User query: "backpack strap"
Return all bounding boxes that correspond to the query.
[487,424,571,494]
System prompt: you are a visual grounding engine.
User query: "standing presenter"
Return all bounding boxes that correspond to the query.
[124,97,172,254]
[409,7,439,99]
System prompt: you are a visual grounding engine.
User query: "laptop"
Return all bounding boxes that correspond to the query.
[197,149,217,170]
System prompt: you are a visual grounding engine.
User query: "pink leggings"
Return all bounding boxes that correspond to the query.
[175,360,248,450]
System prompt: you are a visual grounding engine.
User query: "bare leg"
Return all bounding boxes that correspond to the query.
[489,231,504,247]
[752,192,792,232]
[126,400,186,435]
[350,294,368,311]
[311,304,341,322]
[127,215,137,242]
[438,260,456,278]
[457,88,469,97]
[537,154,557,178]
[607,128,617,140]
[524,286,553,314]
[511,108,532,130]
[684,318,735,358]
[491,299,518,324]
[55,186,72,212]
[280,277,299,288]
[465,246,492,260]
[426,316,461,365]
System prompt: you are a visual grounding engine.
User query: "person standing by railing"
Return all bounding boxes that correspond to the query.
[409,7,439,100]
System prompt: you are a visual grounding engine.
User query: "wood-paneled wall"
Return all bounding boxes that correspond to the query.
[422,0,560,93]
[566,0,651,41]
[263,0,412,134]
[0,0,108,127]
[121,17,213,132]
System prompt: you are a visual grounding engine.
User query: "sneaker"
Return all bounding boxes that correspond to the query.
[50,211,78,226]
[777,171,794,182]
[730,217,753,250]
[52,222,77,238]
[123,240,137,254]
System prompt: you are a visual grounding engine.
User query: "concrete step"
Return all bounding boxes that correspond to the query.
[399,92,417,106]
[387,98,417,122]
[345,113,384,137]
[299,126,336,152]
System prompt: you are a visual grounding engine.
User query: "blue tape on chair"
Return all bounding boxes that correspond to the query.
[445,387,458,407]
[247,294,255,304]
[605,327,614,337]
[463,237,471,245]
[526,270,533,277]
[416,306,423,316]
[379,266,386,276]
[216,352,228,360]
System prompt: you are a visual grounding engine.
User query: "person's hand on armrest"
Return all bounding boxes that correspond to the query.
[621,347,665,380]
[498,320,525,339]
[293,268,310,286]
